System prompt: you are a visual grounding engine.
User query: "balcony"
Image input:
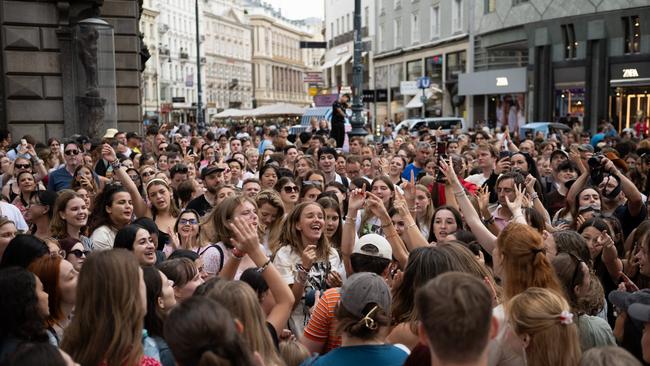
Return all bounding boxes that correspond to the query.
[159,46,170,56]
[200,57,207,64]
[158,23,169,34]
[180,51,189,60]
[328,27,369,48]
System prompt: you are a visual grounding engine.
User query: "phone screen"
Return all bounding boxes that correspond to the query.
[436,142,447,156]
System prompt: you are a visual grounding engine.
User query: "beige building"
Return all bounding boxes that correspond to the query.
[140,0,161,120]
[203,4,253,119]
[247,4,312,107]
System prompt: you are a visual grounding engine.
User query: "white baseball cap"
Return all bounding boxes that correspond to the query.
[353,234,392,260]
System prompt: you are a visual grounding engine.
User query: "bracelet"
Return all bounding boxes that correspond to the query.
[381,222,393,228]
[530,192,539,201]
[232,247,245,259]
[110,160,122,170]
[256,259,272,273]
[406,223,418,230]
[453,190,465,198]
[296,263,311,273]
[482,216,495,225]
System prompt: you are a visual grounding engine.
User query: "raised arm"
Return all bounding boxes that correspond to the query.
[341,186,365,275]
[440,157,496,253]
[603,158,643,216]
[393,189,429,250]
[102,144,150,218]
[367,191,409,268]
[230,217,294,335]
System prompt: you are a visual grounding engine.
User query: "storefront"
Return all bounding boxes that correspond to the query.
[609,61,650,131]
[553,66,586,124]
[459,67,527,130]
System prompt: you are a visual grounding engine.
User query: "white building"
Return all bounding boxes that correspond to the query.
[156,0,200,124]
[140,0,160,121]
[322,0,376,93]
[203,1,253,120]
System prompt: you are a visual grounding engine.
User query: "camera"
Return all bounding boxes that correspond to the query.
[588,154,604,184]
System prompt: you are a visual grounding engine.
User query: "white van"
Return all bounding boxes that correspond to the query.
[408,117,466,137]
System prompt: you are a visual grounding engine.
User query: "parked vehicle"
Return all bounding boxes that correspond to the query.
[519,122,570,139]
[408,117,466,137]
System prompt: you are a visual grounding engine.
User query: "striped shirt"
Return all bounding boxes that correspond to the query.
[303,287,342,353]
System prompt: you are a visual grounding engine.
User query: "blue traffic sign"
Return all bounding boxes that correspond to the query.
[418,76,431,89]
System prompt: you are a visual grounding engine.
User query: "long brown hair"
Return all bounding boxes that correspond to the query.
[200,195,257,247]
[61,249,145,366]
[207,281,283,366]
[497,223,563,300]
[279,202,330,260]
[256,189,285,255]
[146,178,180,218]
[49,190,86,239]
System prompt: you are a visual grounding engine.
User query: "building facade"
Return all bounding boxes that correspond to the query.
[322,0,375,98]
[156,0,200,124]
[203,2,253,120]
[460,0,650,133]
[140,0,160,122]
[246,0,312,107]
[373,0,470,124]
[0,0,144,140]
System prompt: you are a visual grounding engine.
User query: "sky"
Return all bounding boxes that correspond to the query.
[265,0,324,20]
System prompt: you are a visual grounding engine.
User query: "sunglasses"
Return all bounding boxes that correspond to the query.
[69,249,90,258]
[283,185,299,193]
[141,171,155,177]
[179,218,199,225]
[65,149,80,156]
[15,163,31,169]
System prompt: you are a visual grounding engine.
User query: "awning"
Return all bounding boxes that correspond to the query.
[610,77,650,87]
[337,53,352,66]
[300,106,332,126]
[321,57,340,70]
[406,89,434,109]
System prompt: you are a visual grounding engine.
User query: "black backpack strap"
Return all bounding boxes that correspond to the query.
[341,175,349,188]
[198,244,226,273]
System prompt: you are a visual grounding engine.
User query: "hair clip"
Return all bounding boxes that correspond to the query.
[362,305,379,330]
[559,310,573,325]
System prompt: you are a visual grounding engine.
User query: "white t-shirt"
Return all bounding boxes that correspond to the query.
[90,225,117,251]
[0,201,28,232]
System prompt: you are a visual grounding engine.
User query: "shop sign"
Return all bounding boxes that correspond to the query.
[623,69,640,78]
[375,89,388,102]
[496,77,509,86]
[400,81,419,95]
[611,62,650,82]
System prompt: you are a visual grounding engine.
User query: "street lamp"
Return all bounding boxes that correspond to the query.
[195,0,205,135]
[348,0,367,137]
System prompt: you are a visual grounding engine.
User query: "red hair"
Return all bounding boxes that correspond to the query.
[28,255,63,327]
[497,223,563,300]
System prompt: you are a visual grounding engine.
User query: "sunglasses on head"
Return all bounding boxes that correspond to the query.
[15,163,31,169]
[65,149,80,156]
[283,185,299,193]
[69,249,90,258]
[141,171,155,177]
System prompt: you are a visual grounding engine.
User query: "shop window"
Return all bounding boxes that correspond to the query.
[485,0,496,13]
[406,59,422,81]
[561,24,577,59]
[623,16,641,54]
[446,51,466,81]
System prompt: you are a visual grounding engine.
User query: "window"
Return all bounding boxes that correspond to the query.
[485,0,496,13]
[394,0,401,9]
[561,24,577,59]
[623,16,641,54]
[452,0,463,31]
[336,18,340,36]
[378,24,385,52]
[330,22,334,39]
[346,14,350,32]
[411,13,419,43]
[512,0,528,4]
[430,6,440,38]
[394,18,402,47]
[364,6,369,28]
[406,60,422,81]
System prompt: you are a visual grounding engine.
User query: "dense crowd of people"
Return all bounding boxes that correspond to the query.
[1,111,650,366]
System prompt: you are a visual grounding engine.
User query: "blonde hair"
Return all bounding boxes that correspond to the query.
[279,340,311,366]
[507,287,581,366]
[255,189,285,255]
[415,184,434,231]
[200,195,257,246]
[207,281,283,366]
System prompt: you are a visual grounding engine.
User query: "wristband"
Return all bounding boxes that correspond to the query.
[110,160,122,170]
[482,216,495,225]
[530,192,539,201]
[406,223,418,230]
[453,190,465,198]
[256,259,272,273]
